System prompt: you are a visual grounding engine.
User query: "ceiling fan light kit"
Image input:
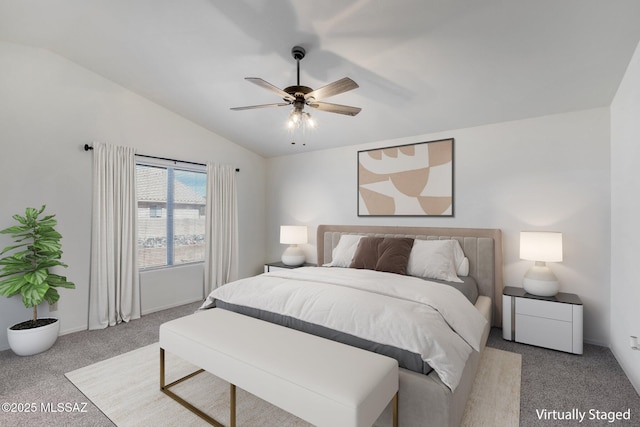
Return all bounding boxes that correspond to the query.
[287,109,315,130]
[231,45,361,135]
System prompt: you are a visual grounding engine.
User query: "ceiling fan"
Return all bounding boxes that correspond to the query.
[231,46,361,128]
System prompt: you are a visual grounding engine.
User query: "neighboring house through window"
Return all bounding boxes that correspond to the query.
[136,163,207,269]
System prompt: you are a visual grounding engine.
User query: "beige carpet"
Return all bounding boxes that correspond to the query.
[66,343,520,427]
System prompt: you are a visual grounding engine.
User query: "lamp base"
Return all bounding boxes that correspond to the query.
[282,245,305,266]
[523,264,559,297]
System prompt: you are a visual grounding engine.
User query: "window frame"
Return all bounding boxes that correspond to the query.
[136,158,207,271]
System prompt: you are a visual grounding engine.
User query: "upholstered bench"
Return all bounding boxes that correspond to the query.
[159,308,399,427]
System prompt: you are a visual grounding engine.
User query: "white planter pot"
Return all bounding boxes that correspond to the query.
[7,318,59,356]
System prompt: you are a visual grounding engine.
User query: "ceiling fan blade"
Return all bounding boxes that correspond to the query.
[245,77,295,101]
[308,101,361,116]
[230,102,290,111]
[305,77,359,101]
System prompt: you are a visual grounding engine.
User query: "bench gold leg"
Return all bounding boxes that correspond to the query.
[392,392,399,427]
[160,347,230,427]
[160,348,165,388]
[230,384,236,427]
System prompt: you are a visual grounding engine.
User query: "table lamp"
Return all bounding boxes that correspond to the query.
[280,225,307,266]
[520,231,563,297]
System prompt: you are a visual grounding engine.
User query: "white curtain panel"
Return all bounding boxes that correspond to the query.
[88,142,141,330]
[204,163,239,294]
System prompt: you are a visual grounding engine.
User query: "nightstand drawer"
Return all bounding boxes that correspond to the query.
[515,298,572,321]
[516,314,573,353]
[502,286,583,354]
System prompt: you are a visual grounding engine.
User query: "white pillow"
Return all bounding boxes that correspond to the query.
[324,235,363,267]
[451,239,469,276]
[457,257,470,277]
[407,239,463,283]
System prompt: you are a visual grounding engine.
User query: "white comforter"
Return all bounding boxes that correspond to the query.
[202,267,487,391]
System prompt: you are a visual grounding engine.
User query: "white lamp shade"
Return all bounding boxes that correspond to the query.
[280,225,307,245]
[520,232,563,262]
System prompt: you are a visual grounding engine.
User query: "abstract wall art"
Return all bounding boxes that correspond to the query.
[357,138,454,216]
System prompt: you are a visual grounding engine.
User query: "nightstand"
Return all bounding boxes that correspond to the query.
[264,261,316,273]
[502,286,583,354]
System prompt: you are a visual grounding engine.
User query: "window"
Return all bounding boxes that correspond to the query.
[136,163,207,269]
[149,205,162,218]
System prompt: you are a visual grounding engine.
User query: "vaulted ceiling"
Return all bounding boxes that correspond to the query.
[2,1,640,157]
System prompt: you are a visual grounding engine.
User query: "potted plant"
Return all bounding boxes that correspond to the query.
[0,205,75,356]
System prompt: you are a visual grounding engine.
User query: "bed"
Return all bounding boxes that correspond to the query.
[202,224,503,427]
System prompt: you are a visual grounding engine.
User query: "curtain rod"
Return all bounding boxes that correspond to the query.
[83,144,239,172]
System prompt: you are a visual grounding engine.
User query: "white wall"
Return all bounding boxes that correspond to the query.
[0,42,267,350]
[611,40,640,393]
[140,264,203,315]
[267,108,611,346]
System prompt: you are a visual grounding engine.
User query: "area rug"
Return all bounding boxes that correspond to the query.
[66,343,521,427]
[461,347,521,427]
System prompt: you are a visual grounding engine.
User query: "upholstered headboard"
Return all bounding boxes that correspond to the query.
[316,225,504,327]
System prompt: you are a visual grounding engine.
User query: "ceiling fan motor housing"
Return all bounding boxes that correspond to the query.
[283,85,314,102]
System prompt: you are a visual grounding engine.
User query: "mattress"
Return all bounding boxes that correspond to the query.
[215,299,434,375]
[202,266,488,391]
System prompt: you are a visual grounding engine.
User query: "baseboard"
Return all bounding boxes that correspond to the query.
[60,325,88,336]
[610,344,640,396]
[0,325,88,353]
[0,301,202,353]
[583,338,609,347]
[141,297,202,316]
